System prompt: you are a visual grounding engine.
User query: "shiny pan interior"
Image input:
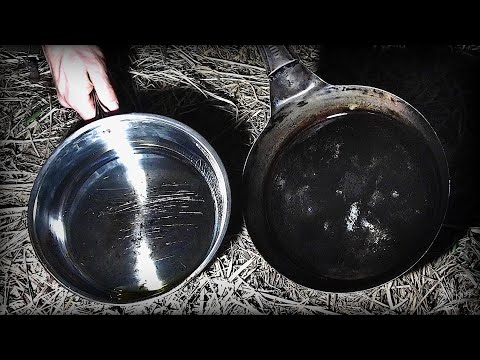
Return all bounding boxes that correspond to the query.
[28,113,230,304]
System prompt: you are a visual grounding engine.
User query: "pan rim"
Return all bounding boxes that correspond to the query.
[244,83,450,178]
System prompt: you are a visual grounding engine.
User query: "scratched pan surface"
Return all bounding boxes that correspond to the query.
[28,113,230,304]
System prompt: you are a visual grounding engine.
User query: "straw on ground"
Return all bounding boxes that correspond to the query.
[0,45,478,315]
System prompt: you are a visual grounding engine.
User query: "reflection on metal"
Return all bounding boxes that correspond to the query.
[346,201,360,232]
[275,82,317,112]
[101,121,163,290]
[49,216,66,245]
[102,121,147,203]
[134,212,164,290]
[327,112,348,119]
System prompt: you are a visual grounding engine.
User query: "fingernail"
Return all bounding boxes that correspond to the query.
[83,108,97,120]
[106,101,120,111]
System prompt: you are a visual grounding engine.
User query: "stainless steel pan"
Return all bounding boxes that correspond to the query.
[28,113,230,304]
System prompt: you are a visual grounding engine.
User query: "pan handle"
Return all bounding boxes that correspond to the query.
[258,45,329,115]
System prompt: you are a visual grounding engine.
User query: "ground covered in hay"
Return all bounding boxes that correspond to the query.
[0,45,479,315]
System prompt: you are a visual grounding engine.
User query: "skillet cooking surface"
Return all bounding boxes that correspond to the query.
[265,110,443,285]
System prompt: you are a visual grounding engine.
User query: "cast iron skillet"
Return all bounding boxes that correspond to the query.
[243,45,450,292]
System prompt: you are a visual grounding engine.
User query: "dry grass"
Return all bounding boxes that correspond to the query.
[0,45,479,315]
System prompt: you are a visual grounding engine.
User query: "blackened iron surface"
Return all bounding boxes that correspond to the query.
[265,111,441,281]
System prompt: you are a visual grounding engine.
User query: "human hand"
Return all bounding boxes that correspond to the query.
[42,45,119,120]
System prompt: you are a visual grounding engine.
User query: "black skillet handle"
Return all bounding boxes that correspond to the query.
[258,45,329,115]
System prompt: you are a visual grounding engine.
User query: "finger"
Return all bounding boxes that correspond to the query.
[57,93,70,108]
[67,92,96,120]
[87,64,119,112]
[60,65,97,120]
